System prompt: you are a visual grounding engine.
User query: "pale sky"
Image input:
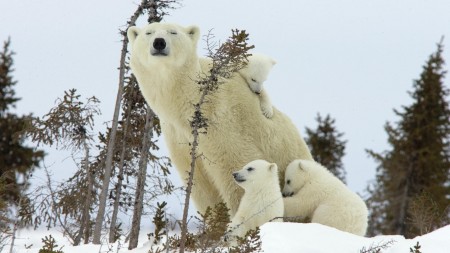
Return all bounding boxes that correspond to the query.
[1,0,450,205]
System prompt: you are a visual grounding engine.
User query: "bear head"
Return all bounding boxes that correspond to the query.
[240,53,276,94]
[232,159,278,191]
[282,159,313,197]
[127,23,200,69]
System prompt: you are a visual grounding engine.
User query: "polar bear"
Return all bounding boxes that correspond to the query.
[127,22,313,216]
[227,160,283,242]
[282,159,368,236]
[238,53,276,118]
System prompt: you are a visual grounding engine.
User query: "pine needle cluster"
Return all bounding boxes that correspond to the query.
[38,235,64,253]
[408,191,448,235]
[358,240,395,253]
[305,114,347,183]
[196,202,231,247]
[0,38,44,211]
[409,242,422,253]
[168,202,230,252]
[156,202,262,253]
[25,89,100,149]
[198,29,254,95]
[228,228,262,253]
[148,201,168,245]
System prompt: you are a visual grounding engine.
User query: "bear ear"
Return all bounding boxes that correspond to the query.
[270,58,277,66]
[127,26,140,43]
[297,161,304,171]
[268,163,277,172]
[186,25,200,42]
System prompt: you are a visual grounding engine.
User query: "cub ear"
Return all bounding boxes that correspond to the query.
[268,163,277,172]
[270,58,277,66]
[297,161,304,170]
[127,26,140,43]
[186,25,200,43]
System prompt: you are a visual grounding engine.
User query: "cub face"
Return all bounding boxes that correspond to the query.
[232,160,278,190]
[127,23,200,68]
[242,54,276,94]
[282,159,310,197]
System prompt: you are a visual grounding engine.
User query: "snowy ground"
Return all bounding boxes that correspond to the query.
[9,223,450,253]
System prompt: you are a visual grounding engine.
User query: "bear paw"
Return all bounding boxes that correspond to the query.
[261,104,274,118]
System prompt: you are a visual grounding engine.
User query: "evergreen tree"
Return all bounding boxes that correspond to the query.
[0,38,44,208]
[305,114,347,183]
[366,40,450,237]
[24,89,101,245]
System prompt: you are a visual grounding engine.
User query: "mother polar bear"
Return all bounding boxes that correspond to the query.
[127,22,312,216]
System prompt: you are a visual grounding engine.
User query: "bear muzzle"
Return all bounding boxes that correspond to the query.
[151,38,168,56]
[232,172,246,183]
[282,191,294,197]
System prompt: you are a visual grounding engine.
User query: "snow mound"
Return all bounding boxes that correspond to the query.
[12,223,450,253]
[260,222,450,253]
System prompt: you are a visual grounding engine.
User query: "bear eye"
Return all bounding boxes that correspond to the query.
[251,78,257,82]
[247,167,254,172]
[287,180,291,185]
[169,30,178,35]
[145,31,153,35]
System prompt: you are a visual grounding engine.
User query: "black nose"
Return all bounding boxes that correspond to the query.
[153,38,166,50]
[232,172,238,178]
[282,192,293,198]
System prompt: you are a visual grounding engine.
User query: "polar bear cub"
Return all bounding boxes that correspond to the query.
[282,159,368,236]
[238,53,276,118]
[227,160,284,242]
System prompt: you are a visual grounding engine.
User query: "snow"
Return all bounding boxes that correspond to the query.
[261,223,448,253]
[10,223,450,253]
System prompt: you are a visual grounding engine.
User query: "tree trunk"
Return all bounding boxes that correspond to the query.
[109,92,134,243]
[73,141,90,246]
[8,211,18,253]
[84,144,93,244]
[75,211,85,245]
[179,91,208,253]
[92,1,148,244]
[128,108,155,250]
[108,171,124,243]
[44,167,77,243]
[108,159,125,243]
[75,210,85,245]
[92,64,123,244]
[396,162,413,235]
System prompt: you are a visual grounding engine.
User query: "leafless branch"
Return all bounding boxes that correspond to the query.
[178,30,254,253]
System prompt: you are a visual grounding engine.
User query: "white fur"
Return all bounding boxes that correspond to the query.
[127,22,313,216]
[282,159,368,236]
[238,53,276,118]
[228,160,283,243]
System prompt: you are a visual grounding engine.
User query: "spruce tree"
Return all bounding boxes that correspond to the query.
[366,40,450,237]
[24,89,101,245]
[0,38,44,207]
[305,114,347,183]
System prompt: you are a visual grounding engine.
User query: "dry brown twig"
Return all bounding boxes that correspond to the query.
[179,29,254,253]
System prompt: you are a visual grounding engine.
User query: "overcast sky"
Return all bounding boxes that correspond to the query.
[1,0,450,202]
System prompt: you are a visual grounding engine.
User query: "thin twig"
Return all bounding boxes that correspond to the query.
[179,30,253,253]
